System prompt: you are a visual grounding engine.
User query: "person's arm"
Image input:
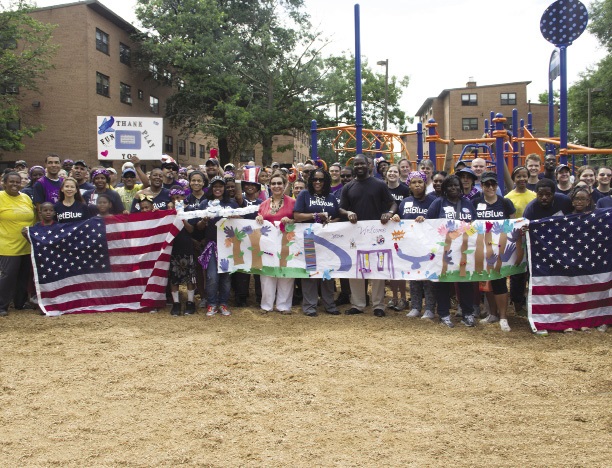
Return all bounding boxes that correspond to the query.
[131,156,149,189]
[234,180,244,206]
[380,201,397,224]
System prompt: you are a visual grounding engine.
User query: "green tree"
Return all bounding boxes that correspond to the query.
[0,1,57,153]
[538,90,559,105]
[567,0,612,151]
[135,0,326,166]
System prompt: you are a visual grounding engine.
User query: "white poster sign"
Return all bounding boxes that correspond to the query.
[96,116,163,161]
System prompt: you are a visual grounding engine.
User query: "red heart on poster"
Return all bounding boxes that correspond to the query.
[101,150,109,157]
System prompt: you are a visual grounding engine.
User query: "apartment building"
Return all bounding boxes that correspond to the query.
[408,79,554,161]
[1,0,216,171]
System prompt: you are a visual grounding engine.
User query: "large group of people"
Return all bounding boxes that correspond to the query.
[0,152,610,335]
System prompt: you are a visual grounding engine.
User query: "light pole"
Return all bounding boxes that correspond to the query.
[377,59,388,131]
[587,87,603,148]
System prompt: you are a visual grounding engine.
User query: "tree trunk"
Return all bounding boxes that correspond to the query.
[218,137,230,167]
[261,134,273,167]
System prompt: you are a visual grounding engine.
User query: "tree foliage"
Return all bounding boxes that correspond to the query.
[135,1,411,166]
[567,0,612,150]
[0,1,57,153]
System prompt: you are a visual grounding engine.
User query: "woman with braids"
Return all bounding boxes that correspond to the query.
[83,168,123,215]
[417,175,477,328]
[293,168,346,316]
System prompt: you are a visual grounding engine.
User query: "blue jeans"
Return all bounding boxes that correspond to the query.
[435,282,474,318]
[205,250,230,307]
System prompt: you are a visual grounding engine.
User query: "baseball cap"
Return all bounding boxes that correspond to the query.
[480,171,498,184]
[161,161,179,170]
[206,158,219,166]
[15,160,27,168]
[209,175,226,185]
[456,167,477,179]
[73,160,88,168]
[122,168,137,177]
[555,164,570,173]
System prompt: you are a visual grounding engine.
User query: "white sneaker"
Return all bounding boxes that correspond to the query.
[440,316,455,328]
[534,330,549,336]
[219,305,231,316]
[198,299,207,308]
[387,299,397,309]
[206,305,217,316]
[563,328,575,333]
[597,324,608,332]
[30,295,39,305]
[499,319,511,332]
[480,314,499,324]
[421,310,435,320]
[406,309,420,318]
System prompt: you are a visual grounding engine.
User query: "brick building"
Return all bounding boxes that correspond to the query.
[408,79,555,164]
[2,0,309,171]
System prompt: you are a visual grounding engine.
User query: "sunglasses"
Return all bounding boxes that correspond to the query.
[311,177,324,182]
[483,181,498,187]
[270,181,284,186]
[340,174,352,178]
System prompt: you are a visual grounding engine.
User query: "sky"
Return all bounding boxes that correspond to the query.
[28,0,608,129]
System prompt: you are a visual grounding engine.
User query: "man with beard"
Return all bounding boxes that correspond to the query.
[71,160,94,194]
[33,153,64,209]
[340,154,396,317]
[542,153,557,181]
[523,178,572,220]
[161,160,179,189]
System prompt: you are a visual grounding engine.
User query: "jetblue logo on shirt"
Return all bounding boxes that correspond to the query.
[402,205,427,216]
[309,198,335,208]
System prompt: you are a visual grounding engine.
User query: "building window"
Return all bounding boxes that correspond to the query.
[96,72,110,97]
[150,95,159,114]
[462,118,478,131]
[149,63,159,80]
[178,139,186,155]
[119,43,131,65]
[165,135,173,153]
[461,93,478,106]
[120,83,132,104]
[505,116,514,130]
[138,89,143,100]
[501,92,516,105]
[96,29,109,54]
[189,142,196,158]
[199,144,205,159]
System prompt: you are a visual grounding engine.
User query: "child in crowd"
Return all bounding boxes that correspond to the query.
[137,194,155,212]
[168,187,197,316]
[38,202,56,226]
[96,193,114,217]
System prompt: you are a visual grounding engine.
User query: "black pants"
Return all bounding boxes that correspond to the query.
[0,255,31,311]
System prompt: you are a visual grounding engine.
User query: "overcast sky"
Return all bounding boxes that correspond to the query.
[28,0,607,129]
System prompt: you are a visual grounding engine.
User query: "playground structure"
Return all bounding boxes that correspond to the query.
[308,1,612,194]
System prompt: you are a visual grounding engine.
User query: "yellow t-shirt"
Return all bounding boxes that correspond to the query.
[0,191,35,256]
[506,189,536,218]
[115,184,144,212]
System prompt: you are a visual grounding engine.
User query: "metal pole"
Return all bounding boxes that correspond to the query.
[354,4,363,154]
[310,120,318,161]
[559,46,568,165]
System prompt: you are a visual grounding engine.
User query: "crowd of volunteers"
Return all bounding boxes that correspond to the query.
[0,152,610,334]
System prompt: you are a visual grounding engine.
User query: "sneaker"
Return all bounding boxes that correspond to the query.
[534,329,549,336]
[373,308,385,317]
[440,316,454,328]
[29,295,39,305]
[184,301,196,315]
[406,309,420,318]
[387,299,397,309]
[580,327,592,332]
[170,302,181,316]
[596,324,608,332]
[206,305,217,316]
[0,310,8,317]
[421,310,435,320]
[219,305,231,316]
[563,328,575,333]
[473,305,481,318]
[461,315,476,327]
[394,299,408,311]
[480,314,499,324]
[454,305,463,317]
[499,319,511,332]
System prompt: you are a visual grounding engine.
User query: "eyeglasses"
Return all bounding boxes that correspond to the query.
[311,177,324,182]
[270,181,284,186]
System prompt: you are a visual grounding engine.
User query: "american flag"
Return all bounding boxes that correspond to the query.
[29,211,183,315]
[526,208,612,331]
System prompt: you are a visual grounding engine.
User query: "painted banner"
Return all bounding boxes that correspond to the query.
[97,116,163,161]
[216,218,528,281]
[526,209,612,332]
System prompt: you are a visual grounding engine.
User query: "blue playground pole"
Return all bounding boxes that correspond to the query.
[559,45,568,165]
[484,119,489,136]
[427,119,436,168]
[548,77,555,154]
[417,122,423,162]
[512,108,519,168]
[310,120,318,161]
[494,113,506,194]
[354,4,363,154]
[520,119,525,156]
